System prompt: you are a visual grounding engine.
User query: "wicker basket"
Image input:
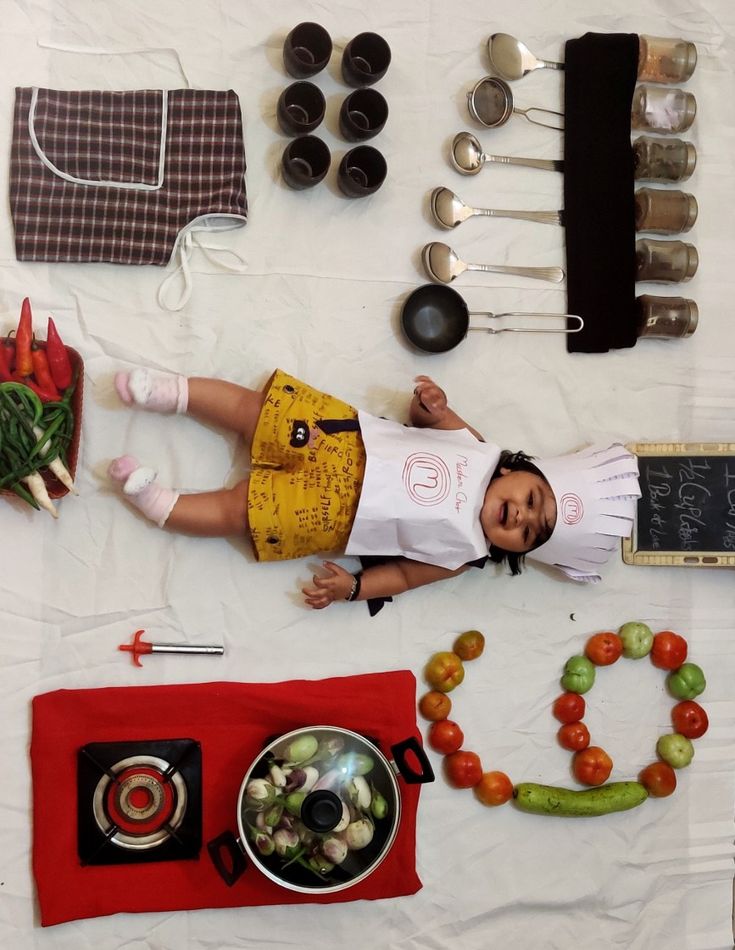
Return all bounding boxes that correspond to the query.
[0,342,84,502]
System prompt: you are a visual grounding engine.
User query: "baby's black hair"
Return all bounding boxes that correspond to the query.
[487,450,552,576]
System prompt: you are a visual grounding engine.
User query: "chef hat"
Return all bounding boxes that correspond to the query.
[527,442,640,583]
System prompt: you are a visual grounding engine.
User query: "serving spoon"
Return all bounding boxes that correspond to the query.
[451,131,563,175]
[431,187,562,229]
[488,33,564,81]
[422,242,564,284]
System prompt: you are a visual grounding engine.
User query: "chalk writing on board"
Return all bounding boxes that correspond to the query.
[638,455,735,552]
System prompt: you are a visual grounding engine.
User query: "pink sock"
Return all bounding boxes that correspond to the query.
[108,456,179,528]
[114,368,188,414]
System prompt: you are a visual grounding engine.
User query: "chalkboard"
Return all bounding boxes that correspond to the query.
[622,442,735,567]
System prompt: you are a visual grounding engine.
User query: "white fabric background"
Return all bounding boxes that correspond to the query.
[0,0,734,947]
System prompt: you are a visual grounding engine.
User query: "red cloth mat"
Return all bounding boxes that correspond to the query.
[31,671,424,926]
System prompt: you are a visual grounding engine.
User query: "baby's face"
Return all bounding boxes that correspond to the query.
[480,468,557,553]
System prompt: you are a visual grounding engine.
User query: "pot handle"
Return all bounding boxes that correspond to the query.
[390,736,435,785]
[207,830,248,887]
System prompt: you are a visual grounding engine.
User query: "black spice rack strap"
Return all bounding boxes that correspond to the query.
[563,32,639,353]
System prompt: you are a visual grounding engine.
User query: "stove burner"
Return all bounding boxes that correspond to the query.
[92,755,187,849]
[77,739,201,866]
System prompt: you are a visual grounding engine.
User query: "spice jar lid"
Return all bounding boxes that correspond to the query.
[681,142,697,180]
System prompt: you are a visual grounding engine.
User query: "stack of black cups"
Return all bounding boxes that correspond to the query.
[278,22,390,197]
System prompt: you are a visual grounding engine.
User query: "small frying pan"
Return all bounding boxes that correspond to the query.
[400,284,583,353]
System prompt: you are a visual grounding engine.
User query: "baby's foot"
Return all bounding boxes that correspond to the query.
[114,368,188,414]
[108,456,179,527]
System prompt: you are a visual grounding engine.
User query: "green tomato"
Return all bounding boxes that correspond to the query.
[667,662,706,700]
[656,732,694,769]
[618,621,654,659]
[560,655,596,694]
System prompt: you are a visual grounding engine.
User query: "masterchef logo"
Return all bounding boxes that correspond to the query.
[560,492,584,525]
[402,453,451,506]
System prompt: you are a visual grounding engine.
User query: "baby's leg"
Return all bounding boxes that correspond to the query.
[109,456,249,536]
[187,378,264,443]
[114,368,264,441]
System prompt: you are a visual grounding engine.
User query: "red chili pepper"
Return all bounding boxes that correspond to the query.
[1,335,14,372]
[17,375,59,402]
[45,316,73,389]
[0,342,14,382]
[31,344,61,399]
[15,297,34,377]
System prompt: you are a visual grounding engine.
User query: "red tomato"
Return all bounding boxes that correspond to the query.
[552,692,586,724]
[558,721,591,751]
[428,719,464,755]
[572,746,613,786]
[444,750,483,788]
[671,700,709,739]
[639,761,677,797]
[585,632,623,666]
[418,691,452,722]
[474,771,513,806]
[651,631,688,670]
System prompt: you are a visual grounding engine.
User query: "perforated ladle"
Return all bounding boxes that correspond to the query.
[468,76,564,131]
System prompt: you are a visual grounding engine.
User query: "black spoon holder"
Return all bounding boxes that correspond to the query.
[563,32,639,353]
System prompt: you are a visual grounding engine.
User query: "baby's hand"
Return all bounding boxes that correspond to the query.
[413,375,448,420]
[302,561,355,609]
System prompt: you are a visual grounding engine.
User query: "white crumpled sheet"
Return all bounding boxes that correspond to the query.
[0,1,734,948]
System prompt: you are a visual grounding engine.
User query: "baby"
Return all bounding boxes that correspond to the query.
[108,367,640,609]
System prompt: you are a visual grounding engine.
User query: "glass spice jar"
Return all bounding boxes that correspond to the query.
[638,35,697,84]
[631,85,696,134]
[633,136,696,183]
[634,188,698,234]
[636,295,699,338]
[635,239,699,282]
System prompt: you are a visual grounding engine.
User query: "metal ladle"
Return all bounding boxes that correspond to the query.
[431,187,562,229]
[488,33,564,81]
[451,131,563,176]
[468,76,564,131]
[422,242,564,284]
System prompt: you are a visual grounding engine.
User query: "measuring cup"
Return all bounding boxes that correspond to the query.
[467,76,564,131]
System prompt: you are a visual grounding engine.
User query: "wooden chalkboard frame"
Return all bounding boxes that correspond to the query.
[623,442,735,567]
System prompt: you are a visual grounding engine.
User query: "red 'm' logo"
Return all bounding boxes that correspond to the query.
[560,492,584,525]
[402,453,451,506]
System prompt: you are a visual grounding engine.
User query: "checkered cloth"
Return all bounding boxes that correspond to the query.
[10,87,247,266]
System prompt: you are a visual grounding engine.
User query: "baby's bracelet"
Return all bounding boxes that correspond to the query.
[345,572,362,602]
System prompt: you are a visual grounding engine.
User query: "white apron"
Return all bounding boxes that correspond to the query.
[345,412,502,569]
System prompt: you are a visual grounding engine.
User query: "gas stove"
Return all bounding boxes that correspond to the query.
[76,738,202,865]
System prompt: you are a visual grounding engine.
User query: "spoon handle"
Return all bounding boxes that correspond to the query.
[475,208,562,225]
[468,263,565,282]
[516,106,565,132]
[484,154,563,172]
[538,59,564,71]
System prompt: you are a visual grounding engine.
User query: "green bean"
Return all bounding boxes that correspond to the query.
[10,481,39,509]
[0,382,43,425]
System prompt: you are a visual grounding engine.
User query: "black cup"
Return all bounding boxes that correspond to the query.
[277,81,326,135]
[339,88,389,142]
[341,32,391,87]
[338,145,387,198]
[283,22,333,78]
[282,135,331,190]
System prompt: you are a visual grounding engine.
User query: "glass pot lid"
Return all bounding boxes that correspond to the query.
[237,726,401,893]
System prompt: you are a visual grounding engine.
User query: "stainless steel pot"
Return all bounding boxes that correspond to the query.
[208,725,433,893]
